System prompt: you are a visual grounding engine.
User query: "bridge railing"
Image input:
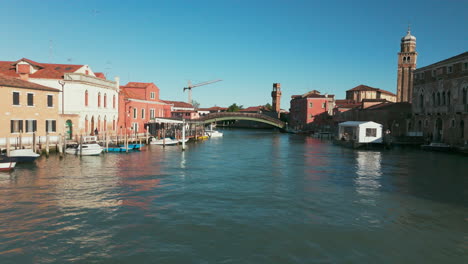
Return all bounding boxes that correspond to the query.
[198,112,285,127]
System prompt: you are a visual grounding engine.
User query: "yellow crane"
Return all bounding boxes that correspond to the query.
[183,79,222,105]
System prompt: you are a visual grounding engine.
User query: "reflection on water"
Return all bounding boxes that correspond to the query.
[354,151,382,198]
[0,130,467,263]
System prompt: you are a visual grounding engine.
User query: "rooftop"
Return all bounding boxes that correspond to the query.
[0,74,60,92]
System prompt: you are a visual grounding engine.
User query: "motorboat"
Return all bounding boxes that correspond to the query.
[178,138,189,143]
[150,137,179,146]
[65,143,103,156]
[8,149,40,162]
[421,142,453,152]
[0,155,16,172]
[205,130,223,138]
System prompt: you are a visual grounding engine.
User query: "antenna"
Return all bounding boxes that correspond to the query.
[49,40,54,63]
[105,60,112,78]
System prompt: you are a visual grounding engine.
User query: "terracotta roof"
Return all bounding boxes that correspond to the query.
[240,106,271,112]
[0,58,84,79]
[198,106,228,111]
[94,72,106,79]
[0,74,60,92]
[348,84,396,96]
[120,87,145,100]
[162,100,194,108]
[123,82,152,88]
[292,90,335,99]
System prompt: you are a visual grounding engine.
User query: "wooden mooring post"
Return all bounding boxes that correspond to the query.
[45,133,50,157]
[58,133,63,158]
[6,137,10,156]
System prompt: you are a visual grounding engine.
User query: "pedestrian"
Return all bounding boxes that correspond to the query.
[94,128,99,136]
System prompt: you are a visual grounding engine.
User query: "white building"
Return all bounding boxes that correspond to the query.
[338,121,383,143]
[0,58,119,139]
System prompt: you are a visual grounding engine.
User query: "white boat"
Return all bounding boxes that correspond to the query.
[150,138,179,146]
[178,138,189,143]
[65,143,103,156]
[8,149,40,162]
[206,130,223,138]
[0,156,16,172]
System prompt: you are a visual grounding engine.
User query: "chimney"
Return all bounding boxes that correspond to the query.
[114,76,120,91]
[17,64,30,81]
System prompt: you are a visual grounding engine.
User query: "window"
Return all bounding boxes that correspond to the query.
[432,92,436,106]
[437,92,441,106]
[104,93,107,108]
[451,119,455,128]
[27,93,34,106]
[322,102,326,108]
[463,88,467,105]
[150,109,155,119]
[98,93,101,107]
[46,120,56,133]
[25,120,37,133]
[13,92,20,105]
[442,92,446,105]
[47,95,53,107]
[447,66,453,74]
[141,108,145,119]
[425,119,429,127]
[10,120,23,133]
[366,128,377,137]
[447,91,451,106]
[150,92,155,99]
[309,102,313,108]
[85,90,89,106]
[133,108,137,119]
[419,94,424,109]
[113,95,116,108]
[464,62,468,71]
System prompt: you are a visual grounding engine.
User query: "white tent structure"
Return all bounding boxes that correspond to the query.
[338,121,383,144]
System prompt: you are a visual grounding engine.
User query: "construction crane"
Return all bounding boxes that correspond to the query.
[183,79,222,105]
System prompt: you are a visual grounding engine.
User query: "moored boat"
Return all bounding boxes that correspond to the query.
[150,138,179,145]
[205,130,223,138]
[0,156,16,172]
[421,142,453,152]
[65,143,103,156]
[8,149,40,162]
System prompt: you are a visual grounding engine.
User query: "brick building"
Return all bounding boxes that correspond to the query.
[411,51,468,146]
[163,100,199,120]
[118,82,171,135]
[0,74,61,140]
[289,90,335,130]
[345,84,396,103]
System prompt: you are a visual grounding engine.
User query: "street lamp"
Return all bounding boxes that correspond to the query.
[58,80,65,115]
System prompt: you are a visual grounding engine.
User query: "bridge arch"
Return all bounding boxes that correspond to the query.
[198,112,286,129]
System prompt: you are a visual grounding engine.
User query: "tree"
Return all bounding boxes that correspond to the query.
[192,100,200,110]
[227,103,243,112]
[264,103,272,110]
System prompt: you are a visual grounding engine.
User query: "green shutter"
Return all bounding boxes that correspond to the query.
[10,120,14,133]
[52,120,56,132]
[33,120,37,132]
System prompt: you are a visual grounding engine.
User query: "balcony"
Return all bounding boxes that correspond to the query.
[64,73,117,90]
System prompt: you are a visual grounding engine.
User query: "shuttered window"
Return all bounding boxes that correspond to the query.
[25,120,37,133]
[13,92,20,105]
[46,120,57,133]
[27,93,34,106]
[47,95,53,107]
[10,120,23,133]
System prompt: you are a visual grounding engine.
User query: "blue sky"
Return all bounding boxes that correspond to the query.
[1,0,467,108]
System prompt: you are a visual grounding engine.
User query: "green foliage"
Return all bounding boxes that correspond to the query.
[227,103,243,112]
[264,103,272,110]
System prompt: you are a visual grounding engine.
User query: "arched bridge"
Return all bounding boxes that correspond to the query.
[198,112,286,129]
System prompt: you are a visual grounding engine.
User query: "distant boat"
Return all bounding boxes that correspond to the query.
[8,149,40,162]
[0,155,16,172]
[421,142,453,152]
[150,138,179,146]
[65,143,103,156]
[205,130,223,138]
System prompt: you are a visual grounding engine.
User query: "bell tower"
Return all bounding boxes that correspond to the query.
[396,26,417,103]
[271,83,282,118]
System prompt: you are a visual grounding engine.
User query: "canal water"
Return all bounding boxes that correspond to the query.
[0,129,466,263]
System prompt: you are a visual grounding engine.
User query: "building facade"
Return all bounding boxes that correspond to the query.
[0,58,119,139]
[163,101,199,120]
[396,28,417,103]
[346,85,396,103]
[289,90,335,130]
[0,74,61,141]
[411,52,468,146]
[118,82,172,135]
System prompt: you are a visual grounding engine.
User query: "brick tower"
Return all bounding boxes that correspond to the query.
[396,26,417,103]
[271,83,282,118]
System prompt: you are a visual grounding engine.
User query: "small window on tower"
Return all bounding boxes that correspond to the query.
[447,66,453,74]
